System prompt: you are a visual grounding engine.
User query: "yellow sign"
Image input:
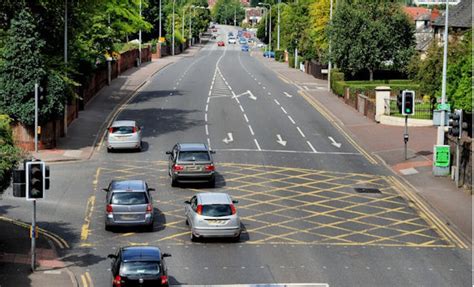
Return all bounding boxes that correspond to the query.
[159,37,166,43]
[37,126,41,135]
[30,226,38,239]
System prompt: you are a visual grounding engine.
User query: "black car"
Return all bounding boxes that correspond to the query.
[108,246,171,287]
[166,143,216,187]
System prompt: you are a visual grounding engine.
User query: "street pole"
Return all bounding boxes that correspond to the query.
[172,0,175,56]
[31,199,36,271]
[63,0,68,136]
[277,0,280,50]
[159,0,162,39]
[182,9,185,45]
[34,83,39,153]
[437,0,449,145]
[327,0,333,91]
[189,8,192,46]
[234,6,236,27]
[404,116,409,160]
[138,0,142,66]
[269,6,272,52]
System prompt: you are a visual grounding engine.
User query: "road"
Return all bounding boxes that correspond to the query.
[1,25,471,287]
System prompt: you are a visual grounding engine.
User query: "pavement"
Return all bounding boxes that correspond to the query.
[253,52,472,247]
[1,43,206,287]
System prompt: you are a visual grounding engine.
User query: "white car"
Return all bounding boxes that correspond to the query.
[106,120,143,152]
[228,37,236,44]
[257,43,266,48]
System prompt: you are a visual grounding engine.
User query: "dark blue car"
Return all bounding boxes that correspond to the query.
[263,51,275,58]
[241,45,249,52]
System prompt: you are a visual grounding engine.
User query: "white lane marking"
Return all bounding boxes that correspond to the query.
[263,86,266,90]
[307,141,318,153]
[207,138,211,148]
[205,114,208,122]
[223,133,234,144]
[328,136,342,148]
[248,91,257,100]
[208,91,212,96]
[207,97,210,104]
[205,125,209,136]
[205,104,209,112]
[288,115,296,124]
[280,107,288,114]
[296,127,306,137]
[258,82,261,85]
[274,99,280,105]
[276,134,287,147]
[213,148,362,156]
[254,139,262,151]
[284,92,293,98]
[268,92,271,95]
[239,105,244,112]
[248,125,255,136]
[173,87,177,90]
[244,114,249,122]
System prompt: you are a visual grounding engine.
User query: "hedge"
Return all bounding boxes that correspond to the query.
[0,115,22,193]
[332,79,420,98]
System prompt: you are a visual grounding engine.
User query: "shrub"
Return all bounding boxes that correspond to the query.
[0,115,22,193]
[330,69,344,94]
[275,50,285,62]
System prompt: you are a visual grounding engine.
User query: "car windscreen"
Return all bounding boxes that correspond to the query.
[178,151,210,161]
[111,126,135,134]
[202,204,232,217]
[111,192,148,205]
[120,262,160,276]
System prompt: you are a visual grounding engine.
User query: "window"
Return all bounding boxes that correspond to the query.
[202,204,232,217]
[110,126,135,134]
[178,151,210,161]
[111,192,148,205]
[120,262,160,276]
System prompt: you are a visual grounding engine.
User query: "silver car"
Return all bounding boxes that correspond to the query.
[104,180,155,231]
[107,120,142,152]
[184,192,241,241]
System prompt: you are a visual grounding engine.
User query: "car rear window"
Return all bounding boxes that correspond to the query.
[111,192,148,205]
[202,204,232,217]
[178,151,210,161]
[110,126,135,134]
[120,262,160,276]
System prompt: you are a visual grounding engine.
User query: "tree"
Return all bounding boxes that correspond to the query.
[212,0,245,25]
[0,9,65,126]
[308,0,330,63]
[0,115,22,194]
[330,0,415,81]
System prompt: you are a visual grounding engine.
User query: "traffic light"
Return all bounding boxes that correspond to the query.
[449,109,465,139]
[401,90,415,116]
[26,161,45,199]
[396,92,403,114]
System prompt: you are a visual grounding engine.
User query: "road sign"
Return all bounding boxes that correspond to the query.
[437,103,451,111]
[30,226,38,239]
[434,145,450,167]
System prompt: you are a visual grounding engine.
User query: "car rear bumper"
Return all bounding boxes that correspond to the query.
[173,172,215,182]
[105,214,153,226]
[192,226,241,238]
[107,140,141,149]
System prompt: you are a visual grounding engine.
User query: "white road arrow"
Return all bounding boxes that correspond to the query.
[328,136,342,148]
[276,134,287,146]
[284,92,293,98]
[222,133,234,144]
[247,90,257,101]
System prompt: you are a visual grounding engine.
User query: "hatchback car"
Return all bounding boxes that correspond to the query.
[107,120,142,152]
[184,192,241,241]
[241,45,249,52]
[108,246,171,287]
[104,180,155,231]
[228,37,236,44]
[217,41,225,47]
[166,143,216,187]
[263,51,275,58]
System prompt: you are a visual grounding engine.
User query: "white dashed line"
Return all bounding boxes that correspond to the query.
[263,86,266,89]
[205,125,209,136]
[207,138,211,147]
[205,114,208,122]
[281,107,288,114]
[208,91,212,96]
[254,139,262,151]
[205,104,209,112]
[268,92,271,95]
[248,125,255,135]
[274,99,280,105]
[207,97,210,103]
[296,127,306,137]
[307,141,317,153]
[239,105,244,112]
[258,82,261,85]
[244,114,249,122]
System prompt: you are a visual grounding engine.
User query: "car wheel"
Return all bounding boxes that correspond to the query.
[185,219,189,226]
[137,142,142,152]
[233,233,241,242]
[147,223,154,232]
[190,232,198,242]
[106,147,112,153]
[171,177,178,187]
[208,177,216,188]
[105,224,112,232]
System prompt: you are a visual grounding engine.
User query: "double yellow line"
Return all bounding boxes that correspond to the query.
[0,216,69,249]
[81,272,93,287]
[388,176,469,249]
[81,168,101,242]
[297,90,378,165]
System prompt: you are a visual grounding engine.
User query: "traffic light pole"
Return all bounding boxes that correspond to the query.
[455,138,460,187]
[31,199,36,271]
[34,83,39,153]
[404,116,409,160]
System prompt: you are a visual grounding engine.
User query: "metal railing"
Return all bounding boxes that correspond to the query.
[384,98,434,120]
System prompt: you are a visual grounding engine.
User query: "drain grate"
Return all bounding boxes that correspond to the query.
[354,188,381,194]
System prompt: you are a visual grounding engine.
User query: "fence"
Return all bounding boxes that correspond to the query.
[384,98,434,120]
[304,60,328,80]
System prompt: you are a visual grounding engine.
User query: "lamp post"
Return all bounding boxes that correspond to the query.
[258,3,271,52]
[327,0,333,91]
[277,0,281,50]
[182,8,185,45]
[172,0,175,56]
[138,0,142,65]
[159,0,162,39]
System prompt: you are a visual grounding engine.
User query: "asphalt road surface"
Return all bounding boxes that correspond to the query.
[2,25,471,287]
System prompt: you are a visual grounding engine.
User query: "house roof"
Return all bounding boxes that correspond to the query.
[432,0,472,28]
[404,7,431,21]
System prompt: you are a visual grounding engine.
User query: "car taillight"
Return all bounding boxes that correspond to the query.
[113,275,122,287]
[230,204,236,215]
[161,275,168,285]
[106,204,113,214]
[108,127,114,133]
[173,164,184,171]
[146,204,152,213]
[205,164,215,171]
[132,127,137,133]
[196,204,202,215]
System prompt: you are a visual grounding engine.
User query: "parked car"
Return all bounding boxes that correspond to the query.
[108,246,171,287]
[239,38,247,45]
[228,37,236,44]
[104,180,155,231]
[263,51,275,58]
[217,41,225,47]
[184,192,241,242]
[166,143,216,187]
[107,120,142,152]
[241,45,249,52]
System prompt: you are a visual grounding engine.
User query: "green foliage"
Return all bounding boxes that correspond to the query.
[275,50,285,62]
[0,115,22,193]
[308,0,330,63]
[332,79,419,97]
[330,1,415,81]
[330,69,344,93]
[212,0,245,25]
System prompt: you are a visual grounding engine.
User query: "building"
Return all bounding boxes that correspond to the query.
[432,0,472,42]
[403,7,440,55]
[243,8,264,26]
[413,0,460,5]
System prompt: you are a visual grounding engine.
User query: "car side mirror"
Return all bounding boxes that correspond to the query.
[232,200,239,204]
[148,188,155,192]
[210,150,216,154]
[107,254,117,259]
[163,253,172,258]
[165,151,172,155]
[184,200,191,205]
[102,188,109,192]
